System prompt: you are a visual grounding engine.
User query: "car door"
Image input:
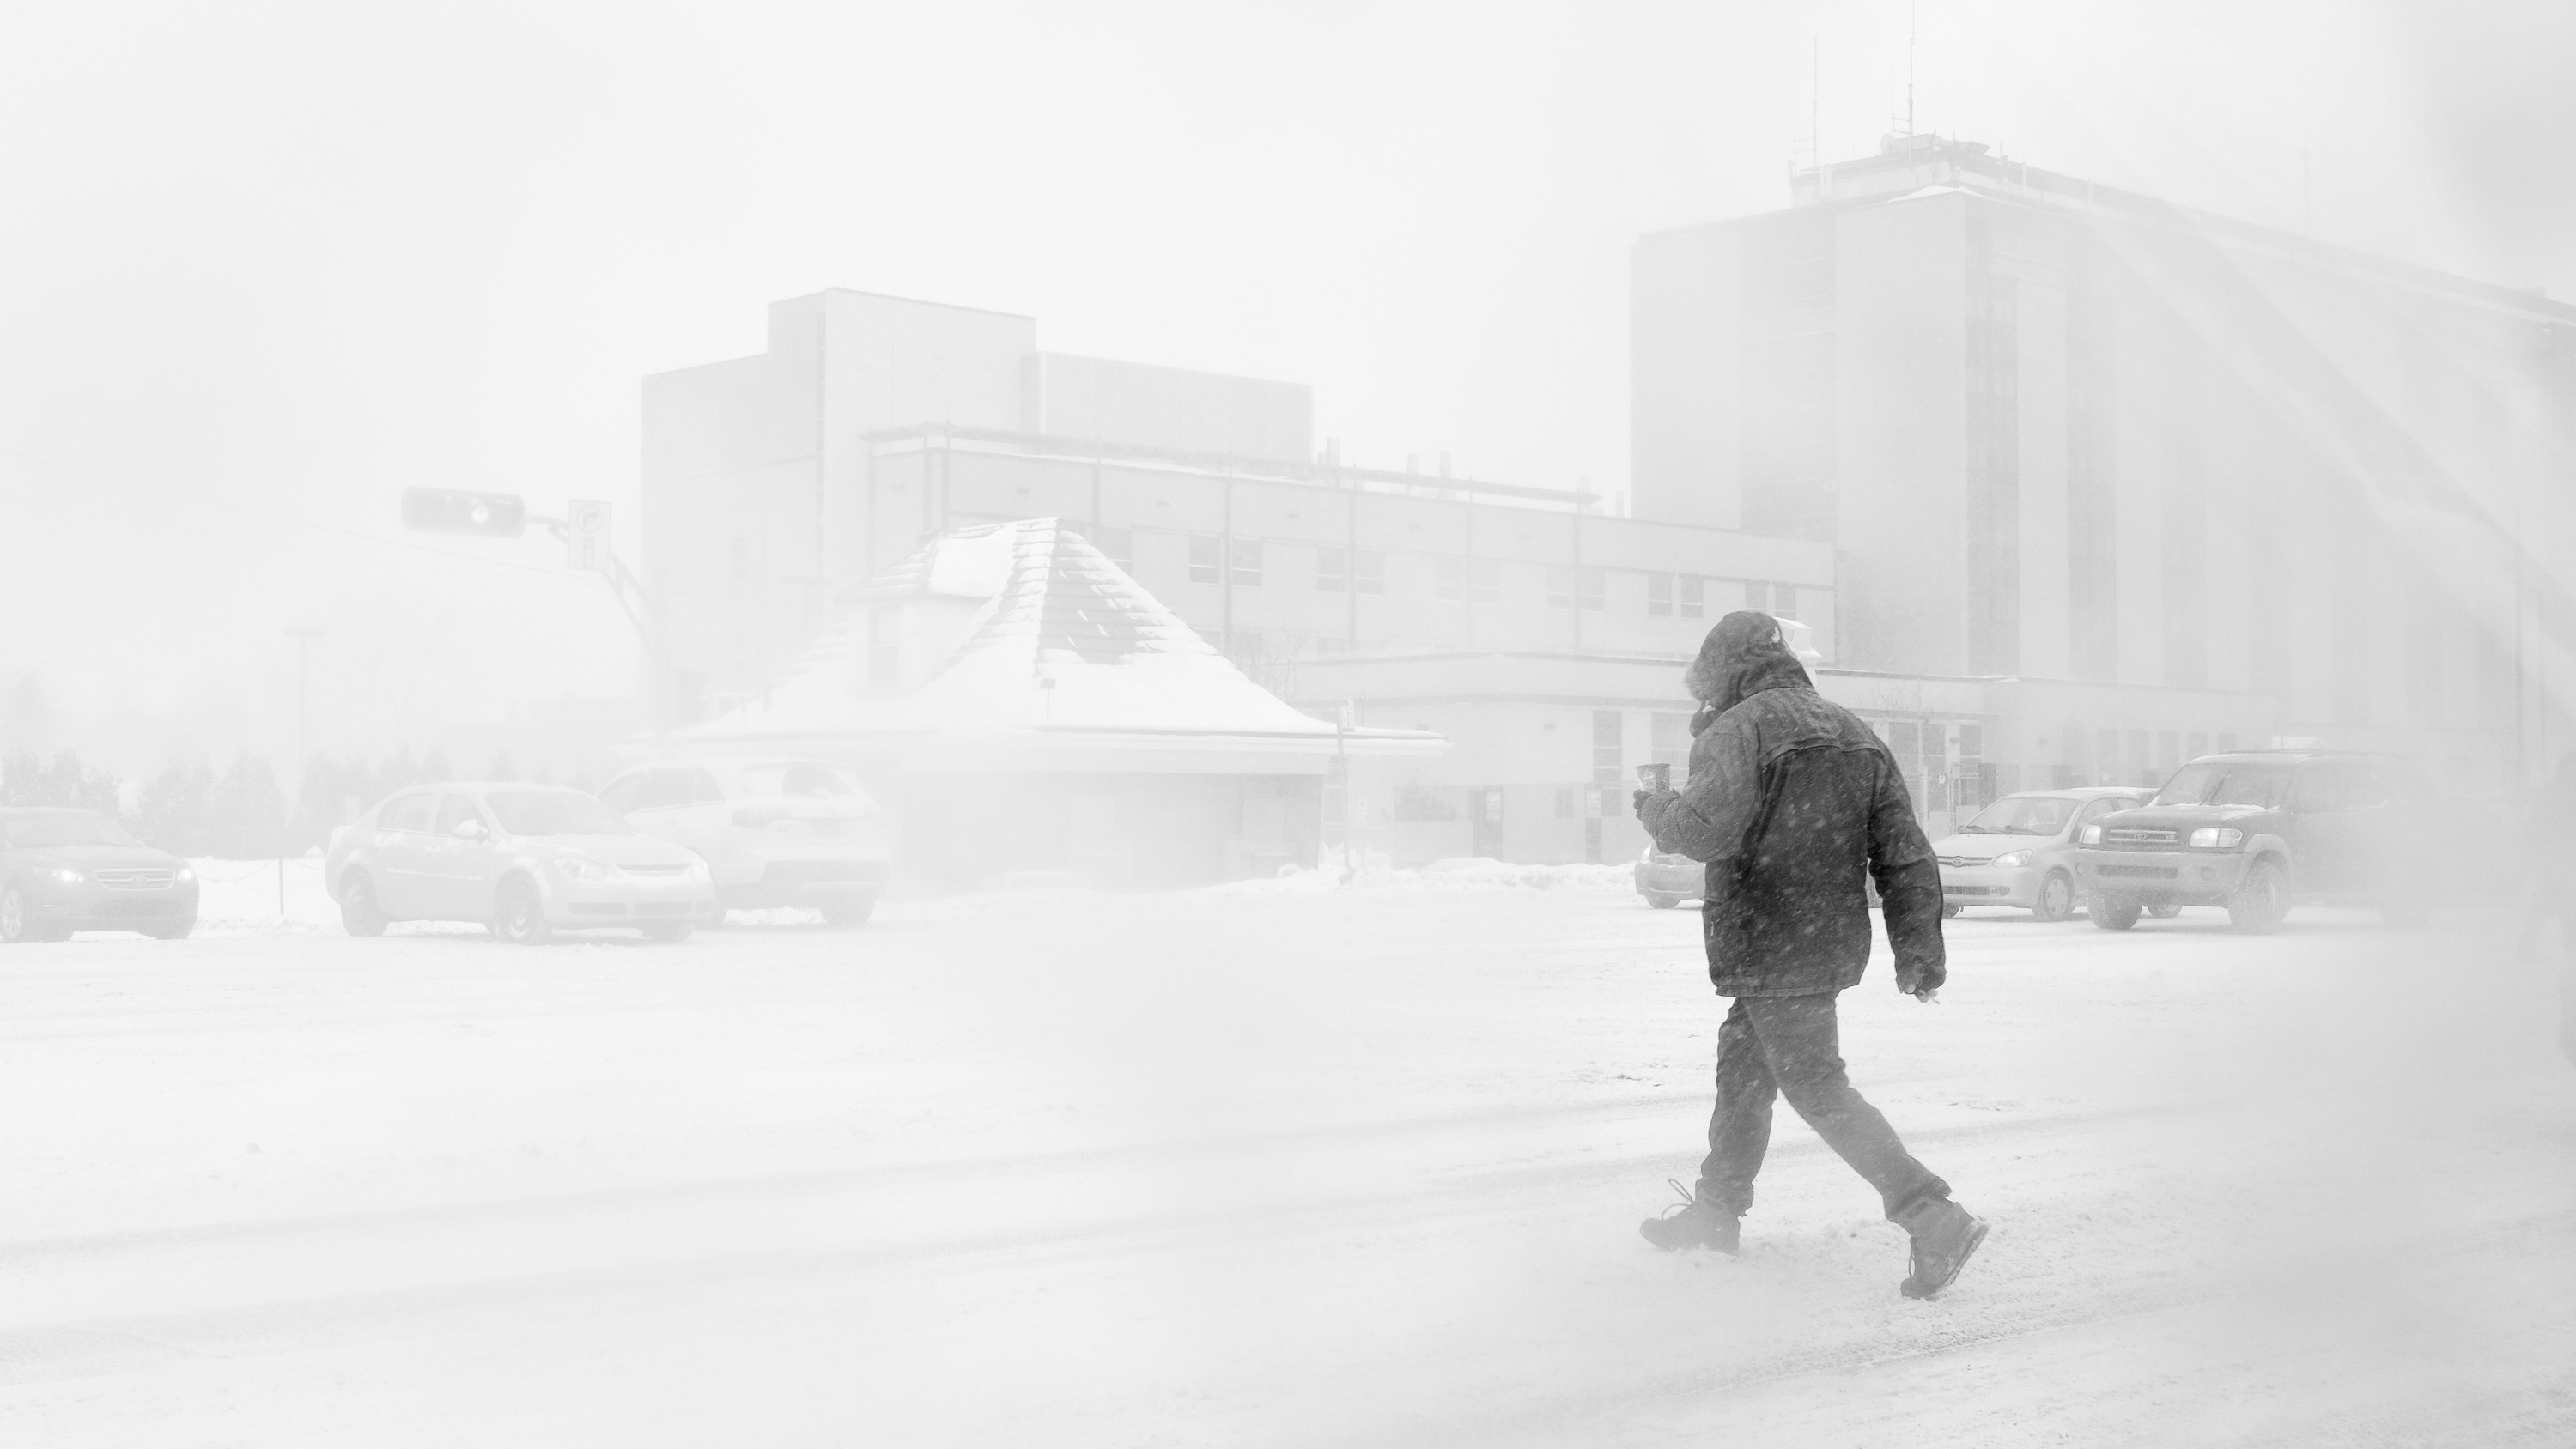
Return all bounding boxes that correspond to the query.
[424,792,501,920]
[372,791,443,918]
[2283,763,2349,891]
[623,769,696,849]
[2054,797,2131,867]
[2331,761,2398,897]
[672,767,732,860]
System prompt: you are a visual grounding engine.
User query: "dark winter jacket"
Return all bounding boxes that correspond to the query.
[1640,612,1946,997]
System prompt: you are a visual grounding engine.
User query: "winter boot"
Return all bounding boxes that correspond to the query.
[1638,1179,1740,1254]
[1893,1195,1988,1300]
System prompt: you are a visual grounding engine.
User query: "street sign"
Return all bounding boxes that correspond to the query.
[401,488,526,537]
[567,500,612,573]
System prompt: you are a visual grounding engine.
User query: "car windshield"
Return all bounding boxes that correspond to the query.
[1959,797,2075,835]
[2154,763,2289,809]
[3,812,143,848]
[740,761,868,800]
[485,791,634,837]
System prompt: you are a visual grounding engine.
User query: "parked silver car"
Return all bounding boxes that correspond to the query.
[1932,787,2154,921]
[1635,846,1700,908]
[325,783,719,943]
[597,756,890,925]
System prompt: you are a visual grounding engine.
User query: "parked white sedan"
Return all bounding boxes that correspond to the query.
[597,757,890,925]
[325,783,720,943]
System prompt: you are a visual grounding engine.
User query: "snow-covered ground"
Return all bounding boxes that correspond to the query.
[2,867,2571,1446]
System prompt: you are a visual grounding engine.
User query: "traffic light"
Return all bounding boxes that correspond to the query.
[566,500,612,573]
[401,488,526,537]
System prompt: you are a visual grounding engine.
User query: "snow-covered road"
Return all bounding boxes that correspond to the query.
[3,869,2571,1446]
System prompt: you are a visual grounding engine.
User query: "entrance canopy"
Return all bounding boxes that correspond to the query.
[677,518,1444,773]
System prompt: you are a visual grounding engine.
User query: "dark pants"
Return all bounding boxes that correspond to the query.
[1697,992,1947,1220]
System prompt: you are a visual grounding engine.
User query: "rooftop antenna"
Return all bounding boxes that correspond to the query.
[1905,0,1918,137]
[1791,36,1820,176]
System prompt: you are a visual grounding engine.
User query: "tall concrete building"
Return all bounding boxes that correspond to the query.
[1635,134,2576,791]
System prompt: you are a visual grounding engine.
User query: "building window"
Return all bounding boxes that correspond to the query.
[1470,559,1498,604]
[1230,538,1263,587]
[1317,544,1347,591]
[1094,527,1134,571]
[2186,731,2208,760]
[1555,788,1575,819]
[1650,712,1691,771]
[1394,787,1459,821]
[1577,567,1605,611]
[1189,536,1220,585]
[1744,579,1769,611]
[1592,710,1622,784]
[1546,567,1574,609]
[1647,573,1674,616]
[1354,549,1385,595]
[1436,555,1465,603]
[1772,584,1798,619]
[1680,576,1705,619]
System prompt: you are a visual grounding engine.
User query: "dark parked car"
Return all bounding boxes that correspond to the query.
[2071,750,2427,933]
[0,807,199,943]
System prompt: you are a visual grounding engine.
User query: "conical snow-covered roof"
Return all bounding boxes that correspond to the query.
[677,518,1442,763]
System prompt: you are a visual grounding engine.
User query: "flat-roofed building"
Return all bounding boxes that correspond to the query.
[1635,133,2576,796]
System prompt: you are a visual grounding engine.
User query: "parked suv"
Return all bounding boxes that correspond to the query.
[1932,787,2150,921]
[597,757,890,925]
[0,808,199,942]
[2071,750,2425,933]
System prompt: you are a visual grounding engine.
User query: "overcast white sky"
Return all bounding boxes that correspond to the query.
[2,0,2568,767]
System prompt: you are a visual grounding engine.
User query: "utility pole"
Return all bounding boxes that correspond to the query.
[283,627,323,917]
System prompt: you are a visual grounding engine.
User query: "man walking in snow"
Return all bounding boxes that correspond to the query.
[1632,610,1986,1299]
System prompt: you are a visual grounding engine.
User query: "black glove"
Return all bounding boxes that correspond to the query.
[1895,957,1947,997]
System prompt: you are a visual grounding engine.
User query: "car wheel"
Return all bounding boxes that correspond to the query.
[2089,893,2142,931]
[493,876,553,945]
[642,922,692,943]
[820,896,877,927]
[1643,894,1684,910]
[2033,872,2076,923]
[2228,861,2290,935]
[2146,902,2184,919]
[0,884,41,943]
[339,871,389,937]
[147,916,197,941]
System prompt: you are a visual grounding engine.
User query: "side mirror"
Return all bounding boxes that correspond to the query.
[452,818,489,840]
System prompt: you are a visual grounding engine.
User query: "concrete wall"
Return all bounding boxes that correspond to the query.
[1027,352,1311,464]
[1631,222,1741,528]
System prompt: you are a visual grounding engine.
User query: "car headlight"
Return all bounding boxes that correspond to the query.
[552,857,620,884]
[1990,850,2032,868]
[2189,828,2245,850]
[47,867,84,884]
[686,856,712,882]
[2080,825,2102,845]
[174,867,196,882]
